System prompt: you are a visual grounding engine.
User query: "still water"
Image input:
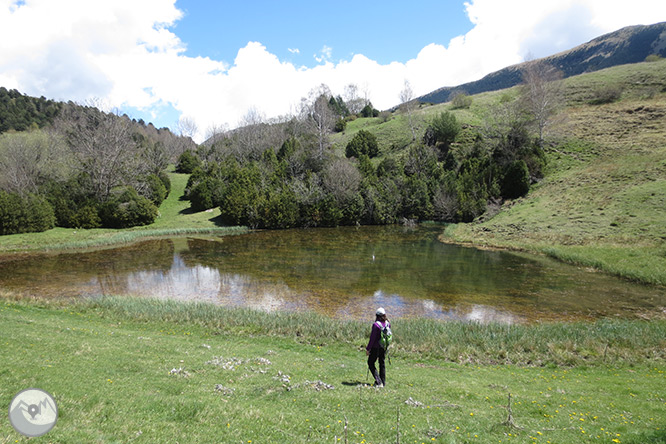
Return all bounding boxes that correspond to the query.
[0,225,663,323]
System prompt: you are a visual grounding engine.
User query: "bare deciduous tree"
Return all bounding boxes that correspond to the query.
[0,130,68,195]
[322,158,361,203]
[344,83,366,115]
[399,79,417,141]
[302,84,335,157]
[520,61,563,147]
[177,115,199,140]
[57,106,139,201]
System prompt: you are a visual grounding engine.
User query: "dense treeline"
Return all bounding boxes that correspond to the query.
[183,99,546,228]
[0,87,61,133]
[1,64,558,235]
[0,95,194,235]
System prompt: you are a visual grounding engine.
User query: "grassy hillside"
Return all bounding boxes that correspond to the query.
[418,22,666,104]
[333,59,666,285]
[0,170,245,254]
[1,296,664,443]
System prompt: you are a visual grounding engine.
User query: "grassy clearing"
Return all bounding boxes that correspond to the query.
[1,296,664,443]
[0,170,247,254]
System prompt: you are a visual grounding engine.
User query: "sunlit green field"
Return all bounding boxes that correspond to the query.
[1,296,665,443]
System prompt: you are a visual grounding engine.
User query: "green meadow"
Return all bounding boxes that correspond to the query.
[1,296,665,443]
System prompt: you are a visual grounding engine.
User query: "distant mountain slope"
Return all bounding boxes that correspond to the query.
[419,21,666,104]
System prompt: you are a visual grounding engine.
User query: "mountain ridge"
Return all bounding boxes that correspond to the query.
[419,21,666,104]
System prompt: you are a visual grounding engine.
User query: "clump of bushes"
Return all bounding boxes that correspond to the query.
[176,149,202,173]
[99,188,158,229]
[589,85,623,104]
[0,191,55,235]
[450,91,472,109]
[345,130,379,158]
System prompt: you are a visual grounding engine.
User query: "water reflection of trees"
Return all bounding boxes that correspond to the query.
[0,240,175,297]
[176,226,552,318]
[2,227,662,321]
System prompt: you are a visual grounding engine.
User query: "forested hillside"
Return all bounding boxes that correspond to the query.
[0,91,195,235]
[179,71,549,230]
[0,87,61,133]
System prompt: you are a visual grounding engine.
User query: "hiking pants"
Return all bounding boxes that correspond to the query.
[368,347,386,386]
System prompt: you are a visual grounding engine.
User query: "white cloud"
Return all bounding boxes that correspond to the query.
[288,48,300,54]
[314,45,333,63]
[1,0,666,142]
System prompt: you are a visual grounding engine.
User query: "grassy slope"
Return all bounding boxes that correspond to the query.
[1,297,664,443]
[444,60,666,286]
[0,170,246,254]
[333,60,666,286]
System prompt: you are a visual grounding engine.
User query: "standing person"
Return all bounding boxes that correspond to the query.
[366,307,390,387]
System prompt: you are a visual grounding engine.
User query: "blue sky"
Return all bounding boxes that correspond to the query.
[174,0,473,66]
[1,0,666,141]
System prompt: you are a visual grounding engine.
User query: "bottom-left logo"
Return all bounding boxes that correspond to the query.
[8,388,58,437]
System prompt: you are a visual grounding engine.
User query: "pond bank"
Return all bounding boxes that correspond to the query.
[441,223,666,287]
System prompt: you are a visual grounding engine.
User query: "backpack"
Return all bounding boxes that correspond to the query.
[376,321,392,350]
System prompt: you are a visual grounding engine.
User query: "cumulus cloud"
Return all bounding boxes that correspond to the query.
[1,0,665,142]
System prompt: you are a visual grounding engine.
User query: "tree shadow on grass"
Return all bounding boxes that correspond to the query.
[209,214,231,227]
[341,381,371,387]
[178,206,198,215]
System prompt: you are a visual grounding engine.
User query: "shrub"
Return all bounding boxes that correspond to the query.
[376,157,402,178]
[70,205,102,229]
[501,160,530,199]
[456,158,490,222]
[100,187,158,228]
[0,191,21,234]
[360,104,379,118]
[450,91,472,109]
[144,173,168,207]
[41,175,100,228]
[645,54,663,62]
[258,188,299,229]
[189,177,224,212]
[334,118,347,133]
[175,150,202,174]
[345,130,379,158]
[426,111,461,151]
[158,170,171,198]
[401,176,433,220]
[0,191,55,235]
[589,85,623,105]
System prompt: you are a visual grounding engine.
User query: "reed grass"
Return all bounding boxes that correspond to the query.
[82,295,666,367]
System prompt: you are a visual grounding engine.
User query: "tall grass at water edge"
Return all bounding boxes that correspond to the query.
[84,296,666,367]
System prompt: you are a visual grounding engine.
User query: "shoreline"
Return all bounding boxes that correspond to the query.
[440,223,666,287]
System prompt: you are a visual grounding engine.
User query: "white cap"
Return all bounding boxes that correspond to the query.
[376,307,386,316]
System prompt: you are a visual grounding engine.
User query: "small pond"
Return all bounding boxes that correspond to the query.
[0,225,663,323]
